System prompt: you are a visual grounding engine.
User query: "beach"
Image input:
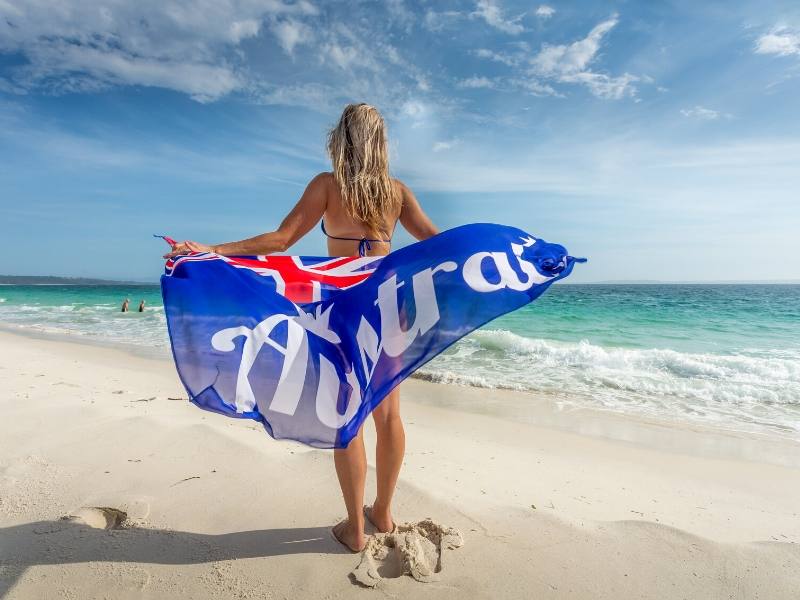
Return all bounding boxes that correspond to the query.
[1,329,798,599]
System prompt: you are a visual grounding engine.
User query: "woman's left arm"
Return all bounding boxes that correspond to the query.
[164,174,328,258]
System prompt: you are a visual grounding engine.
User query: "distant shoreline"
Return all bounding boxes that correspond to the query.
[566,280,800,285]
[0,276,154,286]
[2,276,799,286]
[0,283,159,286]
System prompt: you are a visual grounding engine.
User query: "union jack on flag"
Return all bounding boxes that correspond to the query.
[165,253,383,304]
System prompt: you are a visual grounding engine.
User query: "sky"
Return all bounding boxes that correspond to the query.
[1,0,799,283]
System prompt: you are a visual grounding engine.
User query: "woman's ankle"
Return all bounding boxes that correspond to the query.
[371,500,391,516]
[346,513,365,532]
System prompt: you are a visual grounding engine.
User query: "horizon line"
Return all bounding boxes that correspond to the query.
[2,275,800,286]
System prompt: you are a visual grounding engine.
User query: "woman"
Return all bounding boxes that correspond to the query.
[164,103,439,552]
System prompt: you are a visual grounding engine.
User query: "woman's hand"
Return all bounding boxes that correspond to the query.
[163,240,215,259]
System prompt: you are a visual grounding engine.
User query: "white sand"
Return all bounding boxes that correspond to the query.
[0,330,798,598]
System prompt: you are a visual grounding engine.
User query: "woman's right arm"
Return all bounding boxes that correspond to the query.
[398,181,439,241]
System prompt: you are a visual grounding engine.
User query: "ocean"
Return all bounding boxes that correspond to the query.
[1,283,798,439]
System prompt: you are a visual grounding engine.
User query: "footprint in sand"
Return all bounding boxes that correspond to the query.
[64,507,128,530]
[352,519,463,587]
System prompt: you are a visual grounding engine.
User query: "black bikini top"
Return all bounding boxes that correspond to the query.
[320,219,391,257]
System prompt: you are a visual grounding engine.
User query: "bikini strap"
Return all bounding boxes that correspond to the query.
[320,220,388,257]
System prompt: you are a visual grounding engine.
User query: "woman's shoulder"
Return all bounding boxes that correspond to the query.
[310,171,336,186]
[391,177,413,195]
[304,172,338,198]
[391,178,416,204]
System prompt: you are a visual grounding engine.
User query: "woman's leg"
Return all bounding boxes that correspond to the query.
[368,386,405,532]
[332,427,367,551]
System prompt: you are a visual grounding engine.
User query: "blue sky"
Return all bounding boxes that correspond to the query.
[1,0,799,282]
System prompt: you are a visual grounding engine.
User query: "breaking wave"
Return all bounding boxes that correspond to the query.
[418,329,800,437]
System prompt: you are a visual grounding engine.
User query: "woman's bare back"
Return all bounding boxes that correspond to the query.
[319,173,400,257]
[318,172,437,258]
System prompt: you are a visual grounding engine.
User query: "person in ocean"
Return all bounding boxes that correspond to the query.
[138,300,146,312]
[163,103,439,552]
[121,298,130,313]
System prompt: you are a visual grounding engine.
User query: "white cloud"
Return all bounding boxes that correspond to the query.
[508,77,559,97]
[270,18,313,56]
[0,0,445,115]
[0,77,27,95]
[66,44,242,102]
[471,16,639,99]
[324,43,361,69]
[398,98,443,129]
[401,99,428,119]
[535,5,555,19]
[422,9,462,32]
[680,106,720,120]
[474,48,520,66]
[527,15,640,99]
[386,0,415,32]
[226,15,431,118]
[255,82,339,112]
[0,1,641,113]
[317,24,398,73]
[755,27,800,57]
[0,0,320,101]
[471,0,524,35]
[562,72,638,100]
[531,16,618,76]
[432,139,458,152]
[457,73,560,97]
[458,76,495,89]
[229,19,262,43]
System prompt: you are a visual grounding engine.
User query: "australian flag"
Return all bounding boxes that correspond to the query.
[160,223,584,448]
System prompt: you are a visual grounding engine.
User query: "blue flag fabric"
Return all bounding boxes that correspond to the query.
[161,223,584,448]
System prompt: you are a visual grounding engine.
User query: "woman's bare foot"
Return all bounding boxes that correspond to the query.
[364,504,397,533]
[331,520,367,552]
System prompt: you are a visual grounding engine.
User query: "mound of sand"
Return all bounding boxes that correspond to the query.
[64,507,128,530]
[352,519,463,587]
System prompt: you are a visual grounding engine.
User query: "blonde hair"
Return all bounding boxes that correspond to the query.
[327,103,399,236]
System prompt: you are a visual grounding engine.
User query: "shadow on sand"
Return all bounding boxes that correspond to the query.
[0,518,347,595]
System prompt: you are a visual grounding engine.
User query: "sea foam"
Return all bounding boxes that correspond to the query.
[418,329,800,437]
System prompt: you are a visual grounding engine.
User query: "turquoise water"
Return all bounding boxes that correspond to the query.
[504,285,800,354]
[0,285,166,349]
[1,284,799,437]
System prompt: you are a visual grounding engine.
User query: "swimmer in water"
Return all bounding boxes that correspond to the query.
[138,300,146,312]
[121,298,130,313]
